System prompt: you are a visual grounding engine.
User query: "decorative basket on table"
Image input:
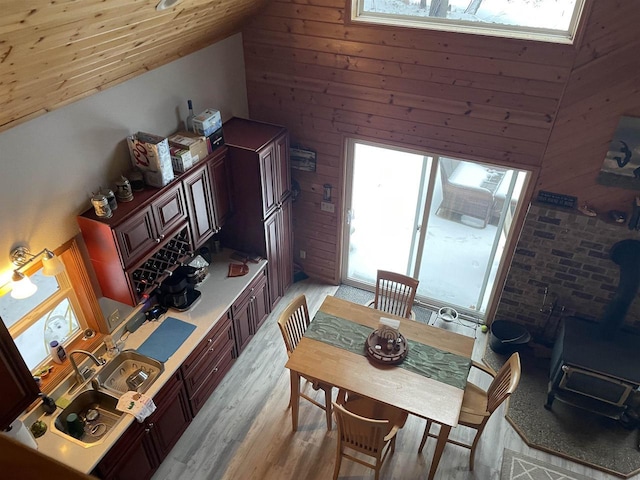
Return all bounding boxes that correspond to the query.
[365,326,408,365]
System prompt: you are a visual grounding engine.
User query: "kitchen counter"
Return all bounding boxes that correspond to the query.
[20,249,267,474]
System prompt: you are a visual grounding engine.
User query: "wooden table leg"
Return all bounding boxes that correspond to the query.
[428,424,450,480]
[290,369,300,431]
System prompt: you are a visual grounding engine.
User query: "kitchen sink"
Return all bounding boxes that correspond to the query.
[52,390,122,446]
[94,350,164,396]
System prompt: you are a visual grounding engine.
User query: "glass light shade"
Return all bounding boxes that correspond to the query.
[42,250,65,276]
[10,271,38,299]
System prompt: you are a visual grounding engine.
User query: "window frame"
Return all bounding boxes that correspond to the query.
[1,237,104,393]
[349,0,587,44]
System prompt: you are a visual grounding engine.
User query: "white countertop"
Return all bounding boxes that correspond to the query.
[21,249,267,474]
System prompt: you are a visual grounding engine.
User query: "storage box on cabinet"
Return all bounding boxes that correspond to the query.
[181,312,236,416]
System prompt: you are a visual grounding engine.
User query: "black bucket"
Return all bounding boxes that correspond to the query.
[489,320,531,355]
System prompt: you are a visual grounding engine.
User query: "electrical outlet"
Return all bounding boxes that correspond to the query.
[321,202,335,213]
[299,250,306,259]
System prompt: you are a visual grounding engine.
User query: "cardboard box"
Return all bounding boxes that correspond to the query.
[193,109,222,137]
[168,131,208,163]
[170,147,193,173]
[126,132,174,188]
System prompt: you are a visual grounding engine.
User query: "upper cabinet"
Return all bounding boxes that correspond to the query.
[0,316,40,431]
[78,148,231,306]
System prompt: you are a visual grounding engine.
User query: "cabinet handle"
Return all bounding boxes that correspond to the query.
[208,338,213,343]
[213,367,219,373]
[148,422,154,428]
[144,428,150,433]
[209,348,214,352]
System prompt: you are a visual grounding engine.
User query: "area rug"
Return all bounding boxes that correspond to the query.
[485,346,640,478]
[501,449,593,480]
[334,284,435,324]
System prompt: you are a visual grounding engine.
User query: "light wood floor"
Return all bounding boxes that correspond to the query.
[151,279,628,480]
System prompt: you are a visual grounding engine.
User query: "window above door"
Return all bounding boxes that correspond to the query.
[349,0,586,44]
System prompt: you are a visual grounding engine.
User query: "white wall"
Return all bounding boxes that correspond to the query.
[0,33,248,283]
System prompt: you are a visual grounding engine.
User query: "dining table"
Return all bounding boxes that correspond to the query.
[285,295,475,480]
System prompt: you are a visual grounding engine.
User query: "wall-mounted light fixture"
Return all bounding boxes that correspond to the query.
[9,246,65,299]
[323,184,333,202]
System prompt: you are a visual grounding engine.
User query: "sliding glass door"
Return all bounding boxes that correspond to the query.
[342,139,528,319]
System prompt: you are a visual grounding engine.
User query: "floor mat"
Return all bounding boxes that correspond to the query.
[501,449,593,480]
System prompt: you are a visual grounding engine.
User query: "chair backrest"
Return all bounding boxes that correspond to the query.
[277,294,311,356]
[486,352,521,413]
[332,402,389,458]
[373,270,419,319]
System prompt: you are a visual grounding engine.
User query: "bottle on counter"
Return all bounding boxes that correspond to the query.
[49,341,67,364]
[186,99,195,132]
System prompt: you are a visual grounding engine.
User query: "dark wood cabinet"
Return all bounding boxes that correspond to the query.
[93,370,191,480]
[220,117,293,309]
[181,312,236,416]
[183,163,215,250]
[208,146,232,229]
[231,269,270,355]
[78,149,232,306]
[0,317,40,431]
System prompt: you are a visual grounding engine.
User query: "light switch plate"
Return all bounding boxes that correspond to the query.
[321,202,335,213]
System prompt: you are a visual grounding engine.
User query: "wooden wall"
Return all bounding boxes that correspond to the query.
[0,0,268,133]
[538,0,640,213]
[242,0,581,284]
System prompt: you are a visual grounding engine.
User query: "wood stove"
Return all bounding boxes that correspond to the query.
[545,239,640,418]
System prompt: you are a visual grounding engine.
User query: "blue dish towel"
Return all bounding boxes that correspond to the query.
[136,317,196,363]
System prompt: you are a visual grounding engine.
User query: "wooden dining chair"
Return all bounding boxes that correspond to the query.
[366,269,419,319]
[332,389,408,480]
[277,294,334,430]
[418,352,521,470]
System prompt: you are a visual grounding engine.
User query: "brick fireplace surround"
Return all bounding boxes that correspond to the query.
[495,203,640,335]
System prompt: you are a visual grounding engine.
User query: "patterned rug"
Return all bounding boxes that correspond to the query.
[485,346,640,478]
[501,449,593,480]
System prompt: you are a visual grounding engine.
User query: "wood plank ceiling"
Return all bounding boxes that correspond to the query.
[0,0,268,133]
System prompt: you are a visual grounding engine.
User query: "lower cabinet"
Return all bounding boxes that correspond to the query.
[93,371,191,480]
[181,312,236,416]
[232,268,270,355]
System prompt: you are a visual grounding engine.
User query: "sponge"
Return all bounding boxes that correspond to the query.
[55,396,71,409]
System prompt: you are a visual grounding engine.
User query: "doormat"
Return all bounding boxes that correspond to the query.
[501,449,593,480]
[485,346,640,478]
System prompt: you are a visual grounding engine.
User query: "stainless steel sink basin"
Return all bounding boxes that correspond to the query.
[52,390,122,445]
[95,350,164,395]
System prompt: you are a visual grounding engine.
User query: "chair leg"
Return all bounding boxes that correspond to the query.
[418,419,432,453]
[324,387,333,430]
[333,445,342,480]
[468,427,483,471]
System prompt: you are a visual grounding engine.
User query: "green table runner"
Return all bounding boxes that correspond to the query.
[305,311,471,390]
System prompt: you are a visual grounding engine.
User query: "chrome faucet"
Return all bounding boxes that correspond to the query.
[69,350,106,386]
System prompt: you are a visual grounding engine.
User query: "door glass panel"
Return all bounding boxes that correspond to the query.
[346,142,428,284]
[344,141,528,320]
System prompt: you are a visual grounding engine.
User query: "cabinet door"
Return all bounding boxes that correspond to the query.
[148,370,192,460]
[208,149,232,228]
[114,206,158,268]
[232,295,254,355]
[274,132,291,201]
[259,143,278,218]
[252,274,270,332]
[150,183,187,238]
[93,422,158,480]
[278,198,294,295]
[0,317,40,431]
[183,164,215,250]
[263,212,282,308]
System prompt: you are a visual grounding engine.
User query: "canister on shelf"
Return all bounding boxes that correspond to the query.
[91,193,112,218]
[101,187,118,211]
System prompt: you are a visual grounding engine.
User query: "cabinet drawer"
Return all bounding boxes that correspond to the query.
[188,343,235,416]
[182,321,234,397]
[182,314,233,379]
